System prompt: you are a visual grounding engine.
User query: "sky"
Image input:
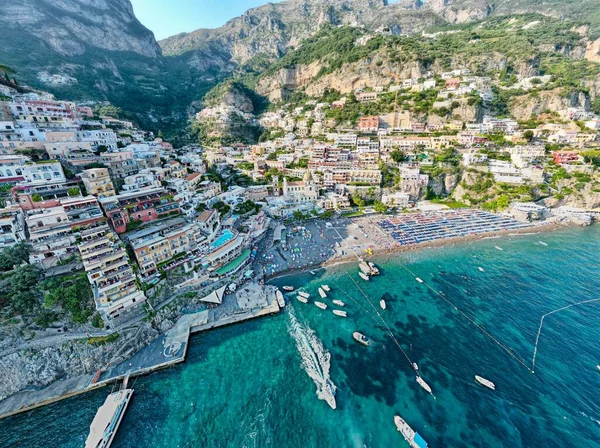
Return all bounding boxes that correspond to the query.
[130,0,285,40]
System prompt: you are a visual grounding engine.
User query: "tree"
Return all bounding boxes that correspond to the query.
[524,130,534,142]
[67,187,80,197]
[293,210,305,221]
[0,243,30,271]
[390,150,406,163]
[373,201,388,213]
[8,264,42,313]
[351,194,365,208]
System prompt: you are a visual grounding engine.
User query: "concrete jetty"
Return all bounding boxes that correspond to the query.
[0,282,280,420]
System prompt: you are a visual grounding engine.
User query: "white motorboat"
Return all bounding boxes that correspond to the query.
[368,261,380,275]
[318,287,327,299]
[315,301,328,310]
[298,291,310,299]
[359,272,370,281]
[475,375,496,390]
[282,285,294,291]
[495,246,503,251]
[276,290,285,308]
[415,277,424,283]
[333,310,347,317]
[394,415,428,448]
[538,241,548,246]
[478,267,485,272]
[332,300,345,307]
[353,332,370,346]
[321,285,331,292]
[380,300,386,310]
[296,295,308,303]
[359,260,372,275]
[412,363,418,371]
[416,376,432,394]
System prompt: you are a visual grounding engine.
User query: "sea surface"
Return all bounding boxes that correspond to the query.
[2,225,600,447]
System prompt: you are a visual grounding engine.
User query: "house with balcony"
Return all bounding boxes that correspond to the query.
[78,224,146,319]
[98,186,180,233]
[80,168,115,199]
[0,204,26,249]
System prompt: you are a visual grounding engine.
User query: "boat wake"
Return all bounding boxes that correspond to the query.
[287,307,337,409]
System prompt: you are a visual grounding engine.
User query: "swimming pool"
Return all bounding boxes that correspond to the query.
[210,229,234,249]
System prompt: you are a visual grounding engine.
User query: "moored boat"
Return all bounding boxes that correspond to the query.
[318,287,327,299]
[413,363,419,371]
[85,388,134,448]
[368,261,380,275]
[296,295,308,304]
[416,376,432,394]
[298,291,310,299]
[359,261,371,275]
[353,332,370,346]
[321,285,331,292]
[475,375,496,390]
[282,285,294,291]
[359,272,370,281]
[332,300,345,307]
[276,290,285,308]
[333,310,347,317]
[394,415,428,448]
[380,300,386,310]
[315,301,328,310]
[415,277,424,283]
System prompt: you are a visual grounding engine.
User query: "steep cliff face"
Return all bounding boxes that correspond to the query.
[509,88,591,121]
[0,0,161,58]
[159,0,441,70]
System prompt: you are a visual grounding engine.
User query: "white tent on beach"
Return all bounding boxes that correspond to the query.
[200,285,227,304]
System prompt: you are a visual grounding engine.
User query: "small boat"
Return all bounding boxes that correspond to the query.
[353,332,370,346]
[413,363,418,371]
[415,277,424,283]
[332,300,345,307]
[359,261,371,275]
[538,241,548,246]
[296,295,308,304]
[325,379,337,410]
[495,246,503,251]
[276,290,285,308]
[597,365,600,371]
[478,267,485,272]
[333,310,347,317]
[315,301,328,310]
[380,300,386,310]
[475,375,496,390]
[298,291,310,298]
[359,272,370,281]
[321,285,331,292]
[310,270,316,275]
[394,415,429,448]
[368,261,380,275]
[318,287,327,299]
[416,376,432,394]
[282,285,294,291]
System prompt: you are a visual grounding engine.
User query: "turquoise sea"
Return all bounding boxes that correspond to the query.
[2,226,600,447]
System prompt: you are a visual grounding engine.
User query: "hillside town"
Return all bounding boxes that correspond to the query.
[2,64,600,329]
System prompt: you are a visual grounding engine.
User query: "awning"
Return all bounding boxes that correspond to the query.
[200,285,227,304]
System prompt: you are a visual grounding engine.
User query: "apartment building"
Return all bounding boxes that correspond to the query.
[80,168,116,198]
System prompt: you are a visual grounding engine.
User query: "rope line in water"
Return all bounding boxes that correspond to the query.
[531,298,600,373]
[398,264,534,372]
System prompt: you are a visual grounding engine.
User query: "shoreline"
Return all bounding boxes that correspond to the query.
[266,220,566,282]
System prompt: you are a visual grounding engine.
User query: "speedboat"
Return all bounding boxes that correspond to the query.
[413,363,418,371]
[475,375,496,390]
[416,376,432,394]
[321,285,331,292]
[296,295,308,304]
[495,246,503,251]
[276,290,285,308]
[332,300,345,307]
[325,379,337,410]
[282,285,294,291]
[333,310,347,317]
[359,261,371,275]
[394,415,428,448]
[359,272,370,281]
[315,301,327,310]
[538,241,548,246]
[478,267,485,272]
[368,261,380,275]
[353,332,370,346]
[415,277,424,283]
[298,291,310,299]
[318,287,327,299]
[380,300,386,310]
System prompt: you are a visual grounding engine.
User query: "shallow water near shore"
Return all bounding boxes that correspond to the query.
[2,225,600,447]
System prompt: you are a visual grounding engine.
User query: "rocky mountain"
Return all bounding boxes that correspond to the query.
[1,0,161,58]
[159,0,443,69]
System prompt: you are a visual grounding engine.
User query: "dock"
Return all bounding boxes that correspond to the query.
[0,282,280,420]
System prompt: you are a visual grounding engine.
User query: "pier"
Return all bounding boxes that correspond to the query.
[0,282,280,420]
